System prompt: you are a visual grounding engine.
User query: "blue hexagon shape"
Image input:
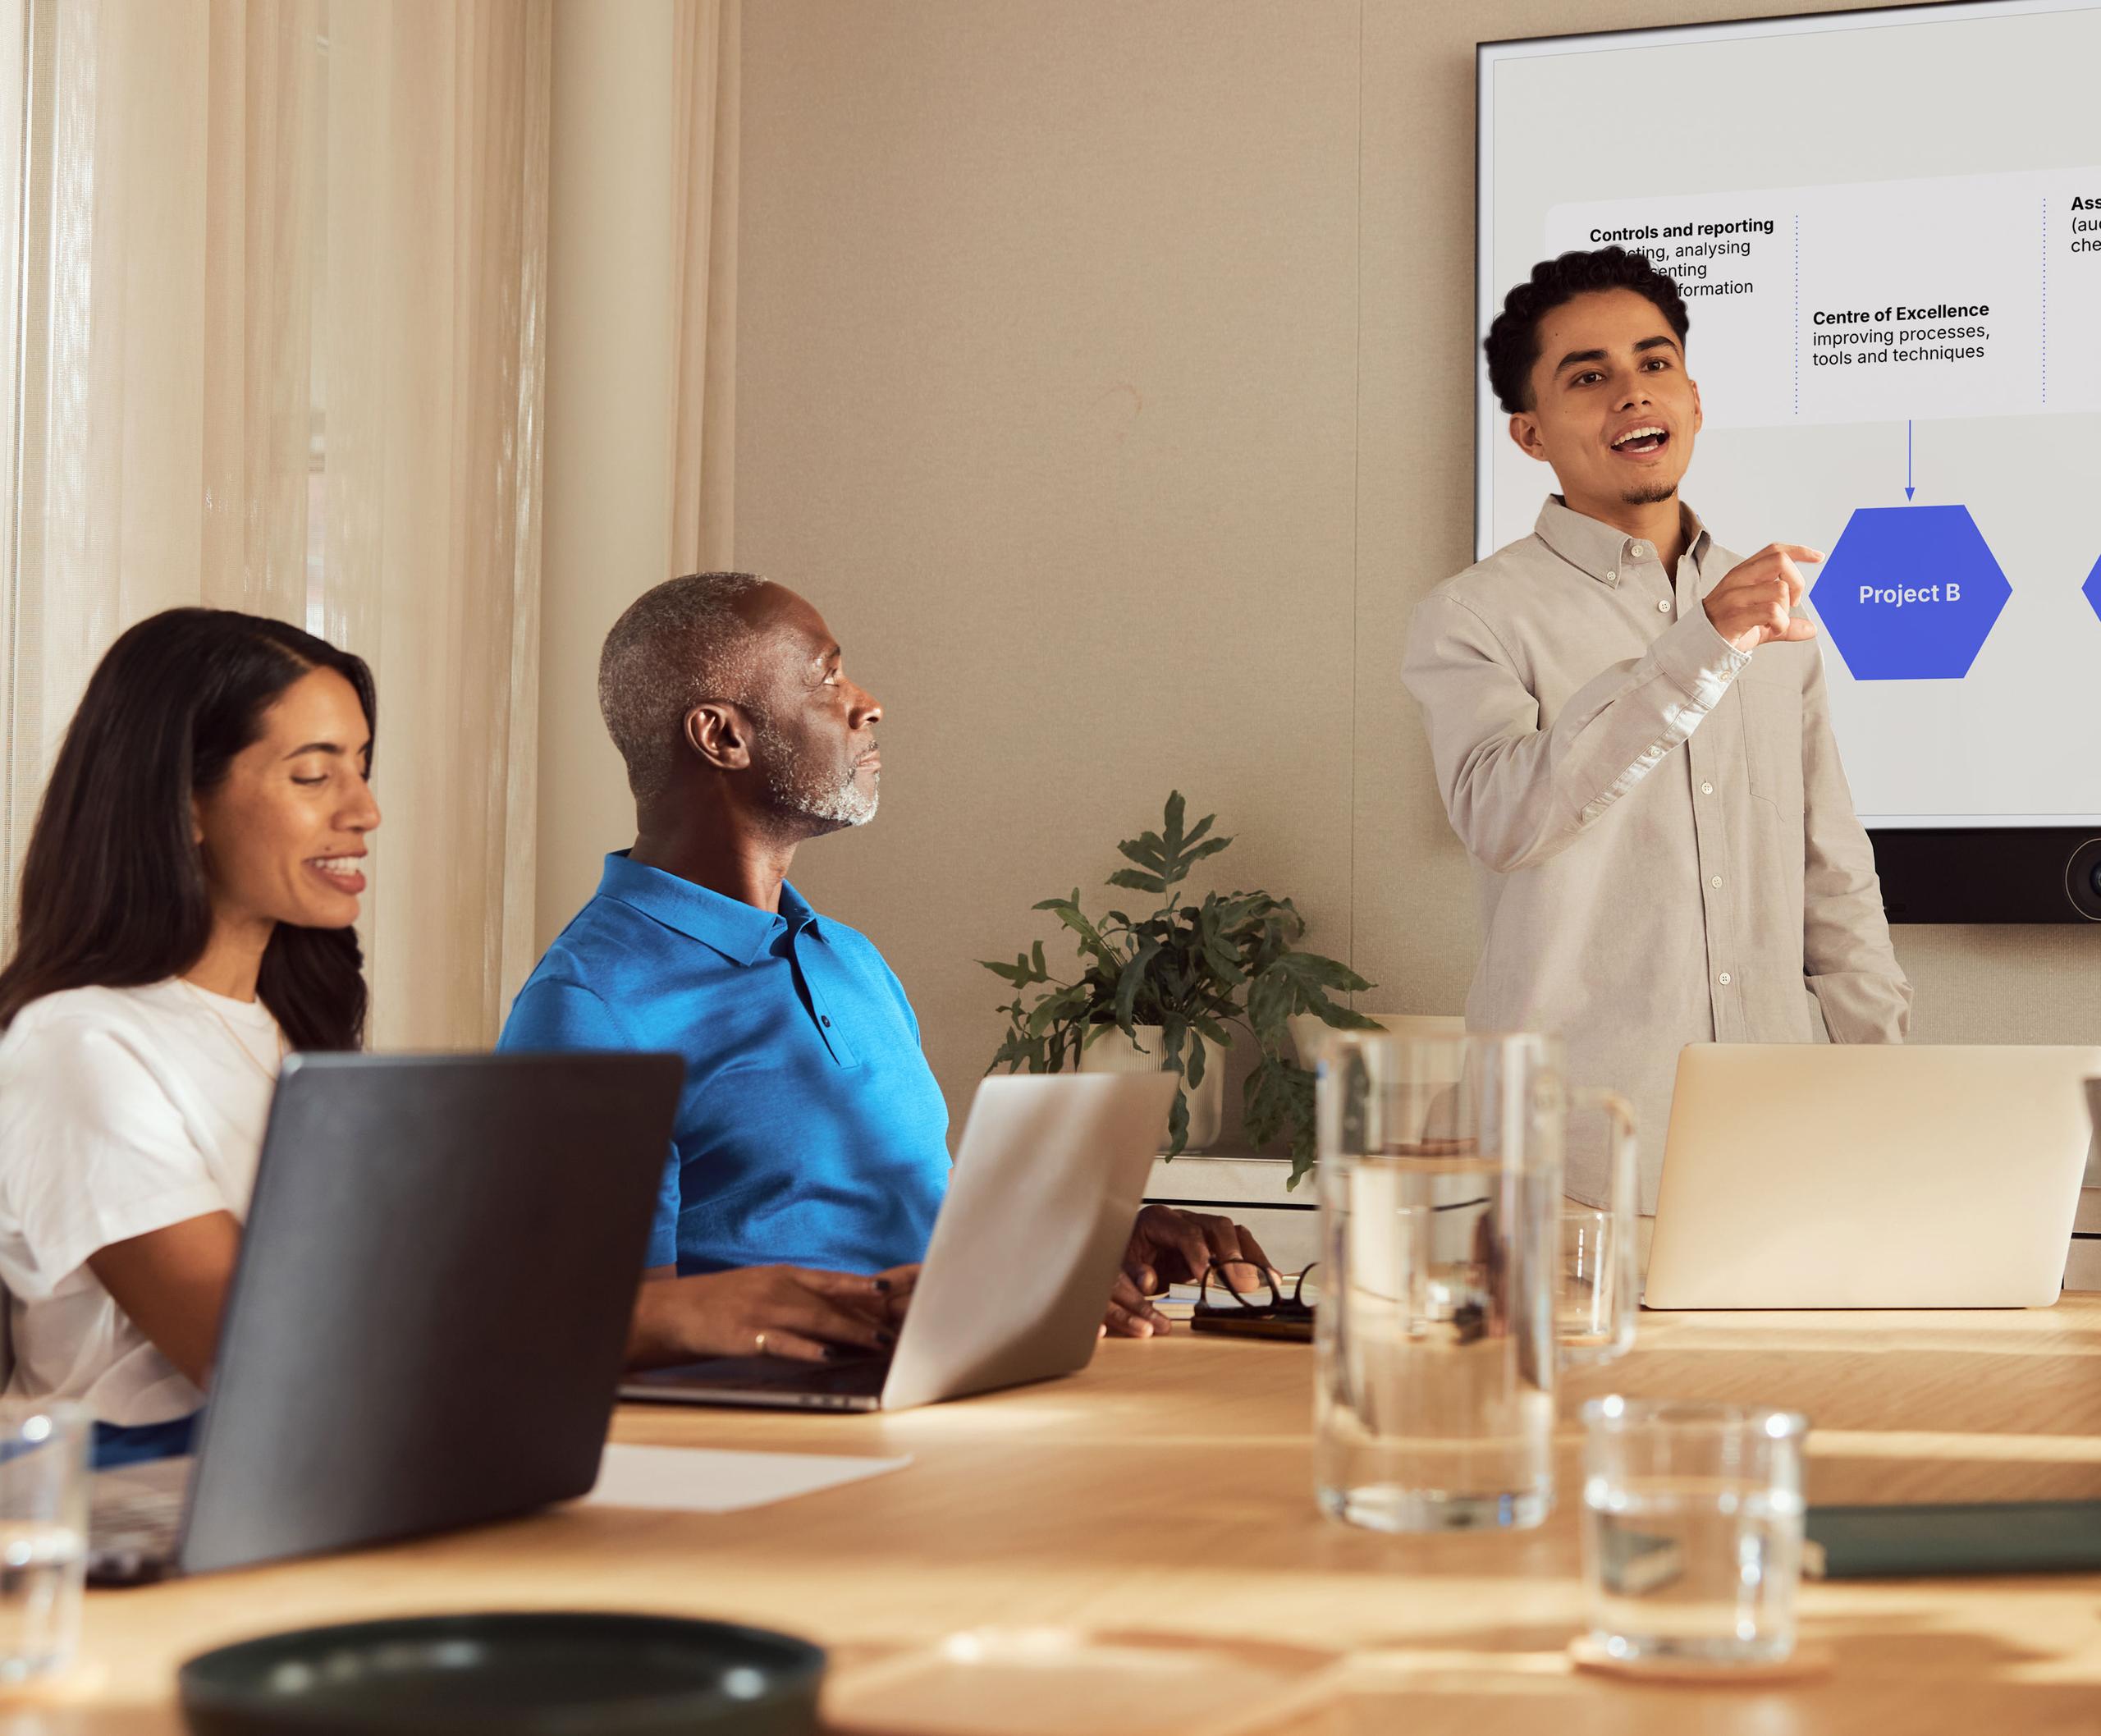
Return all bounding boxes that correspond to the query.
[1810,505,2010,681]
[2085,552,2101,626]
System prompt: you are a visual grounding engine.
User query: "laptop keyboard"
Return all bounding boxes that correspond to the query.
[87,1457,194,1584]
[626,1351,891,1399]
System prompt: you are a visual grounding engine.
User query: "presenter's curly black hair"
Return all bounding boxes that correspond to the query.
[1484,246,1690,415]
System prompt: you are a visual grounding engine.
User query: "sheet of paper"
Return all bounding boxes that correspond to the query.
[584,1443,911,1514]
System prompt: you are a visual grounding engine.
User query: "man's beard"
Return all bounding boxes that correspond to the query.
[1622,481,1678,506]
[750,713,878,828]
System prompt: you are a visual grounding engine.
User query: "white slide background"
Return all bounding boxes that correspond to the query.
[1479,1,2101,827]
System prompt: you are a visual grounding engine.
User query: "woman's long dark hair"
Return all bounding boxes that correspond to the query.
[0,608,376,1049]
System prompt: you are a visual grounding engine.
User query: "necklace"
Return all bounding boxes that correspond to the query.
[178,978,289,1083]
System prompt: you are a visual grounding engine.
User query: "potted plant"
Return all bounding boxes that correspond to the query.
[981,792,1376,1184]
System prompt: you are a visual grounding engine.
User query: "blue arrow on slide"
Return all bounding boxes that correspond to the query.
[1905,420,1915,501]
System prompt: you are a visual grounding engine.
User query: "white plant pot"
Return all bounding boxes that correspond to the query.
[1287,1010,1468,1073]
[1078,1023,1226,1152]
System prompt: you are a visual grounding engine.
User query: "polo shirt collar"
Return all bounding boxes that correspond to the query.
[1533,495,1712,588]
[594,852,822,967]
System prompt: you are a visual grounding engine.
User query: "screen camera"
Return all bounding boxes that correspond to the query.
[2068,838,2101,923]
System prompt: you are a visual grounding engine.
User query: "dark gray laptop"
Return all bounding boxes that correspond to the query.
[88,1050,680,1583]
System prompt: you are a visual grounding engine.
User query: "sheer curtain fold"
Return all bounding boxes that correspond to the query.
[669,0,737,574]
[323,0,550,1045]
[2,0,735,1041]
[2,0,552,1049]
[201,0,320,623]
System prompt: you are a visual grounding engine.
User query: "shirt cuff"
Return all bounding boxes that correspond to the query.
[1650,607,1751,712]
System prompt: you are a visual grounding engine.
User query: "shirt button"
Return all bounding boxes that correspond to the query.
[1605,570,1618,582]
[1700,781,1714,795]
[1632,542,1650,558]
[1710,875,1723,888]
[821,1016,831,1028]
[1717,972,1732,986]
[1656,599,1670,613]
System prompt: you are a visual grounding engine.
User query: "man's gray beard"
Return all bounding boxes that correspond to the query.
[750,712,878,828]
[1622,481,1678,506]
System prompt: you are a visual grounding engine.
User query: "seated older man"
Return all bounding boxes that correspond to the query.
[501,572,1266,1352]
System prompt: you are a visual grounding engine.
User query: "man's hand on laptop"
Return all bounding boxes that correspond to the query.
[1103,1205,1277,1339]
[625,1264,905,1369]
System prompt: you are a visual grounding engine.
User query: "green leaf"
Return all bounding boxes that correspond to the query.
[1025,982,1093,1037]
[1310,997,1381,1032]
[1241,1057,1295,1146]
[1114,937,1160,1033]
[1081,1020,1147,1058]
[1158,1021,1185,1070]
[979,950,1050,988]
[1270,950,1372,994]
[1116,831,1166,872]
[1107,868,1167,896]
[1199,931,1246,987]
[1245,965,1295,1045]
[1033,892,1113,962]
[1130,791,1237,898]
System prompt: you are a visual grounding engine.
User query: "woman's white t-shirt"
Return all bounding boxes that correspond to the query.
[0,980,281,1426]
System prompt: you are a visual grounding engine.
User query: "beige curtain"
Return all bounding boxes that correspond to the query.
[1,0,551,1049]
[668,0,738,574]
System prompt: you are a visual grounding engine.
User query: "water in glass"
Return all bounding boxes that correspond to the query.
[1314,1031,1570,1533]
[0,1522,85,1682]
[1584,1477,1803,1664]
[1581,1399,1809,1667]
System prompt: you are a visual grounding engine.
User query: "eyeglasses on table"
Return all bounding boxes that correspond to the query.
[1189,1260,1321,1342]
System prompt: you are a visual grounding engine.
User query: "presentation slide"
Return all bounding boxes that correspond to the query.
[1478,1,2101,828]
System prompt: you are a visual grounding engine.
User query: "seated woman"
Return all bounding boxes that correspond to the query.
[0,609,898,1468]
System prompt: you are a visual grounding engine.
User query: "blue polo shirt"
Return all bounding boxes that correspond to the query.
[498,852,950,1276]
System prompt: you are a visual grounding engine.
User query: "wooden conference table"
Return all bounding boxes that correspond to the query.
[43,1299,2101,1734]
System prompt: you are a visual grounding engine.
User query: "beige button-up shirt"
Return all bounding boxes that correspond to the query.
[1402,497,1911,1210]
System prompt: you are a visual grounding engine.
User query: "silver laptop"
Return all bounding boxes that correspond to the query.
[1645,1044,2101,1310]
[88,1051,680,1583]
[620,1071,1176,1413]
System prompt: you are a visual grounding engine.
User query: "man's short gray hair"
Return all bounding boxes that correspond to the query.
[597,571,771,801]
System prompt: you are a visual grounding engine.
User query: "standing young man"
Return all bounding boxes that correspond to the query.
[1402,247,1910,1220]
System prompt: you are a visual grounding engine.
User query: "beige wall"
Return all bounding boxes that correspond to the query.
[540,0,676,945]
[721,0,2100,1130]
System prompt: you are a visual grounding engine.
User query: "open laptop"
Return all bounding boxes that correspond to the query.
[88,1050,680,1583]
[620,1071,1177,1413]
[1644,1044,2101,1310]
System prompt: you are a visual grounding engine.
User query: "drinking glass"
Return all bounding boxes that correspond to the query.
[1554,1079,1638,1367]
[1581,1397,1809,1667]
[1313,1031,1564,1532]
[0,1403,89,1683]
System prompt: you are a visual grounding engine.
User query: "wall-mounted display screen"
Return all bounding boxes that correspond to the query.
[1477,1,2101,844]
